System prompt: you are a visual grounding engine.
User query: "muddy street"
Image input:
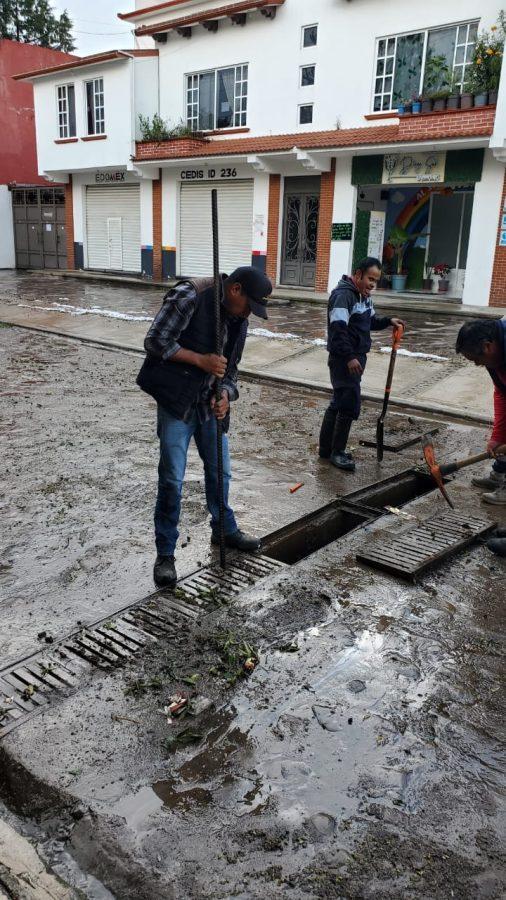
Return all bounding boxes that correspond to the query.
[1,319,505,899]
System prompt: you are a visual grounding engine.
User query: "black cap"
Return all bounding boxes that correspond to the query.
[228,266,272,320]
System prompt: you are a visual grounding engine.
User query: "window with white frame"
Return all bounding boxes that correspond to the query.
[299,104,313,125]
[85,77,105,134]
[302,24,317,48]
[373,20,478,111]
[301,65,315,87]
[56,84,76,138]
[186,64,248,131]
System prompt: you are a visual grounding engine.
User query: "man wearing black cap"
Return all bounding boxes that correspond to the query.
[137,266,272,587]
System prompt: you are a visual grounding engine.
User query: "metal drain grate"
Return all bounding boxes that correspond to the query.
[0,554,285,739]
[356,510,495,580]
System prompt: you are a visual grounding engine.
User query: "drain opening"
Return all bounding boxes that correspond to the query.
[263,505,370,565]
[345,470,436,510]
[262,469,439,565]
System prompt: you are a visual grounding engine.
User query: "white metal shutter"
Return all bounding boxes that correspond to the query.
[86,185,141,272]
[179,181,254,276]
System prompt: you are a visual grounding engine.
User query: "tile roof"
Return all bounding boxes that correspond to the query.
[135,0,285,36]
[134,109,495,162]
[13,49,158,80]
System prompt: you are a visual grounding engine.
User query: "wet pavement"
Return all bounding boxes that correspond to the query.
[1,319,505,899]
[0,270,468,359]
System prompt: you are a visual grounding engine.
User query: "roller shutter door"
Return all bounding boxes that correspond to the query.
[179,181,254,276]
[85,184,141,272]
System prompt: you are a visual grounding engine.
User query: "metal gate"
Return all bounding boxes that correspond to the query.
[12,186,67,269]
[281,177,320,287]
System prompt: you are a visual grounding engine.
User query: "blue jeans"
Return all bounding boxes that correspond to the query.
[493,456,506,473]
[154,404,238,556]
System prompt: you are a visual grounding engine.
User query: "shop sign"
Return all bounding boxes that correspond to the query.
[180,166,239,180]
[331,222,353,241]
[367,210,386,258]
[382,152,446,184]
[95,171,126,183]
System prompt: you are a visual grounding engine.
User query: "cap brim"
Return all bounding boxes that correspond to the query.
[249,298,268,320]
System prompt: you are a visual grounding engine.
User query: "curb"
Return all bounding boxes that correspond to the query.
[1,317,492,427]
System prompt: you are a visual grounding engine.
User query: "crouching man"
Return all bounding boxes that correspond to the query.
[137,267,272,587]
[319,257,405,471]
[456,318,506,508]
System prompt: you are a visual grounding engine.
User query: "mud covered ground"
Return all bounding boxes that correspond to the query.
[1,323,505,899]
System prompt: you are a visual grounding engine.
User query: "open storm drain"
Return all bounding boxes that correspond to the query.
[0,554,285,738]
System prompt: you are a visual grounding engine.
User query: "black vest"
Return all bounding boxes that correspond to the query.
[137,278,230,422]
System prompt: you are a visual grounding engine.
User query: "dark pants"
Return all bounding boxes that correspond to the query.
[319,355,366,457]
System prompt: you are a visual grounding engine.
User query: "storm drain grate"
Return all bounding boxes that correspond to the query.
[0,554,286,738]
[356,510,495,581]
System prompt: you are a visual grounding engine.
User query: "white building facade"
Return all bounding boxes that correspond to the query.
[15,0,506,307]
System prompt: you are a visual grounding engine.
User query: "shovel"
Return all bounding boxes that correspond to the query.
[376,323,404,462]
[422,433,491,509]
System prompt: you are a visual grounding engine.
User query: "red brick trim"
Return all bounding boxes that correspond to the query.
[135,108,495,162]
[315,159,336,293]
[152,175,162,282]
[65,175,75,270]
[489,170,506,308]
[54,138,78,144]
[398,104,496,122]
[364,112,400,121]
[135,0,285,36]
[81,134,107,142]
[266,174,281,284]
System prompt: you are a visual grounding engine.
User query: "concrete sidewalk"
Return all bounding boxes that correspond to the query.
[26,269,506,318]
[0,300,493,424]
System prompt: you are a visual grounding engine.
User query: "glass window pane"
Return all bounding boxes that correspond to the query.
[392,32,424,106]
[455,45,465,64]
[378,39,386,57]
[374,95,382,111]
[465,44,474,62]
[303,25,317,47]
[382,95,391,110]
[68,85,76,136]
[387,38,395,55]
[385,57,394,75]
[301,65,315,86]
[457,24,467,43]
[299,104,313,124]
[198,72,215,130]
[384,76,392,92]
[424,27,455,92]
[376,58,385,76]
[468,22,478,41]
[86,81,95,134]
[375,78,383,93]
[216,68,234,128]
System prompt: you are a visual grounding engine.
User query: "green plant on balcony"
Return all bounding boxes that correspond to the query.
[465,11,505,99]
[424,53,451,99]
[138,114,201,142]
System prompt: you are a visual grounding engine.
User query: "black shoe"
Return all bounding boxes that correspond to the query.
[211,530,261,552]
[486,538,506,558]
[330,452,356,472]
[154,554,177,587]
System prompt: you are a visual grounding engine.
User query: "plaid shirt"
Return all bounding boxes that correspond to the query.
[144,282,246,420]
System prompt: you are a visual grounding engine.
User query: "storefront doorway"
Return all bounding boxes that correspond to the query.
[12,186,66,269]
[281,176,320,287]
[355,183,475,298]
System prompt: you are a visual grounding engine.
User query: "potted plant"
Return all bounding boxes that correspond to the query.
[460,85,474,109]
[433,262,452,293]
[466,14,505,108]
[446,73,461,110]
[422,263,434,292]
[387,226,426,291]
[402,98,413,115]
[423,53,451,112]
[431,89,450,112]
[412,95,422,114]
